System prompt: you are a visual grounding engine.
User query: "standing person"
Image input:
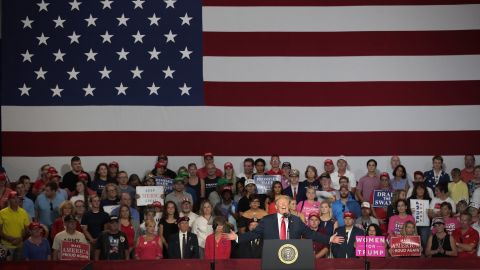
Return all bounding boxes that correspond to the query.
[118,205,140,255]
[91,163,110,196]
[238,195,268,233]
[323,159,336,175]
[266,155,283,176]
[203,163,221,200]
[332,186,361,227]
[14,182,35,220]
[387,199,415,237]
[95,216,130,260]
[81,195,109,248]
[452,212,479,258]
[224,195,344,245]
[429,183,457,219]
[0,171,13,210]
[318,201,338,237]
[330,156,356,193]
[116,171,136,204]
[303,165,321,191]
[0,191,30,261]
[159,201,179,258]
[317,173,338,202]
[289,198,306,223]
[370,172,392,234]
[186,163,204,212]
[355,202,379,230]
[168,216,199,259]
[265,181,284,214]
[52,215,88,260]
[296,186,320,224]
[390,165,410,192]
[204,216,232,259]
[140,208,159,235]
[253,158,267,177]
[388,156,413,188]
[467,165,480,199]
[152,154,177,179]
[100,183,120,208]
[18,175,35,202]
[135,219,163,260]
[165,177,194,210]
[32,165,50,197]
[461,155,476,184]
[308,213,329,258]
[283,169,307,202]
[448,168,469,204]
[108,161,120,182]
[179,199,199,227]
[50,200,82,241]
[238,179,263,215]
[280,162,292,189]
[197,153,223,180]
[237,158,255,184]
[331,212,364,258]
[191,200,214,258]
[110,193,140,223]
[224,162,239,193]
[408,182,432,249]
[407,171,435,199]
[62,156,91,193]
[232,218,263,258]
[425,217,457,257]
[22,222,51,261]
[424,155,451,191]
[367,224,383,236]
[70,177,94,206]
[35,182,65,229]
[356,159,380,202]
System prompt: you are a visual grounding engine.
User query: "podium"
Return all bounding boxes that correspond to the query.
[261,239,314,270]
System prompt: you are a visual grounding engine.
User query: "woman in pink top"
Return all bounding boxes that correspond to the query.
[388,199,416,237]
[297,186,320,224]
[135,220,163,260]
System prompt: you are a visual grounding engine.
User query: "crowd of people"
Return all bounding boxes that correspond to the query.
[0,153,479,261]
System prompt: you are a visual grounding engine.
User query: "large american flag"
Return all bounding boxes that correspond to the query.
[1,0,480,178]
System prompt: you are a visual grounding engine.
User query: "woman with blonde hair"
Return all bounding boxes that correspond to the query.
[191,200,214,258]
[135,219,163,260]
[318,201,338,237]
[100,183,120,208]
[50,200,82,241]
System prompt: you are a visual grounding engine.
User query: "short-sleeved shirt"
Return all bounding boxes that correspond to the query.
[452,226,479,258]
[23,238,51,260]
[35,193,65,228]
[0,207,30,248]
[429,197,457,215]
[52,230,88,251]
[81,210,110,239]
[357,175,380,201]
[96,231,129,260]
[330,170,356,190]
[0,188,13,210]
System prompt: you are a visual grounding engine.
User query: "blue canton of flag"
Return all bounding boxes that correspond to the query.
[1,0,203,106]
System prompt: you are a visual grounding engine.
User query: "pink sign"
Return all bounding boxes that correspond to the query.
[355,236,386,257]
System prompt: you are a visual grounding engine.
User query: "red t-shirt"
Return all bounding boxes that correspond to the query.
[0,187,13,210]
[197,167,223,180]
[452,226,479,258]
[266,169,282,176]
[121,223,135,248]
[460,169,475,184]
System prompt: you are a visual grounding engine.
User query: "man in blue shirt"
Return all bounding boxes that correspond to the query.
[332,186,361,227]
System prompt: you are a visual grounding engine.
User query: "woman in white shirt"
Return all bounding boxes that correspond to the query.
[191,200,214,258]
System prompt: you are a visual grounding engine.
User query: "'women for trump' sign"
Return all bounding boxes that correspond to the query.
[355,236,386,257]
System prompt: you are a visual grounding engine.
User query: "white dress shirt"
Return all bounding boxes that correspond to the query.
[178,231,188,258]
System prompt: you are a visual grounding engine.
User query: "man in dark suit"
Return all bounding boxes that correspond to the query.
[331,212,364,258]
[224,195,344,245]
[283,169,307,202]
[168,217,199,259]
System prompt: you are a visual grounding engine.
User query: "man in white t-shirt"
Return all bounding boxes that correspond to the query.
[330,156,356,193]
[52,215,88,260]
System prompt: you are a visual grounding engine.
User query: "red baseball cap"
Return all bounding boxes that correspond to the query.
[324,159,333,165]
[343,211,355,219]
[308,213,320,220]
[7,191,18,200]
[49,173,62,180]
[224,162,233,169]
[0,173,6,181]
[152,201,163,208]
[155,160,167,168]
[28,222,43,230]
[380,172,390,179]
[109,161,119,168]
[78,172,89,181]
[204,152,214,158]
[47,167,58,174]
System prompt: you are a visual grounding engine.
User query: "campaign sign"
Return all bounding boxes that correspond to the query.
[355,236,386,257]
[410,199,430,227]
[390,236,421,257]
[373,190,392,208]
[254,175,281,194]
[60,241,90,260]
[136,186,164,206]
[155,176,173,194]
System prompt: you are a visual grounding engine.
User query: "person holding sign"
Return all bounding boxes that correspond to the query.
[408,182,432,250]
[387,199,415,237]
[425,217,457,257]
[370,173,392,234]
[52,215,88,260]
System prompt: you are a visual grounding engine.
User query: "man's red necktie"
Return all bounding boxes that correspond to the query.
[280,217,286,240]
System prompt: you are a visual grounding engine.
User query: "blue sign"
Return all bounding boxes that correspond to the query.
[373,190,393,208]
